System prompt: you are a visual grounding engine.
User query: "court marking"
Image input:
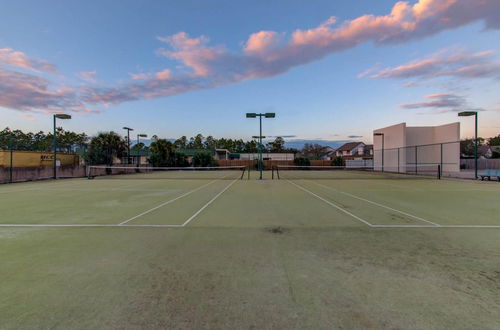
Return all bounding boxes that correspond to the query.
[308,180,440,226]
[182,179,238,227]
[287,180,373,227]
[118,179,218,225]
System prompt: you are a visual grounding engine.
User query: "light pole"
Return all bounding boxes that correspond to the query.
[246,112,275,180]
[53,114,71,179]
[136,134,147,166]
[458,111,478,179]
[123,127,134,164]
[374,132,384,172]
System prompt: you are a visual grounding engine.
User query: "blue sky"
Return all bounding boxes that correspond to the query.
[1,0,499,143]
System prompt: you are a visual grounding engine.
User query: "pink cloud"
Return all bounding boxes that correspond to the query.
[0,67,99,114]
[4,0,500,113]
[363,49,500,80]
[0,48,56,73]
[400,92,484,113]
[77,71,97,83]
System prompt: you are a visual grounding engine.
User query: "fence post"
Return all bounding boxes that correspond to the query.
[8,136,13,183]
[440,143,443,177]
[415,146,418,174]
[397,148,400,173]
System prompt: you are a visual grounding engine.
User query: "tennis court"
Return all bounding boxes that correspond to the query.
[1,167,500,329]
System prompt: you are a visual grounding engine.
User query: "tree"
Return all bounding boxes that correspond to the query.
[193,151,217,167]
[294,157,310,166]
[174,136,188,149]
[148,138,188,167]
[460,137,485,157]
[332,156,345,166]
[85,131,126,165]
[488,135,500,146]
[267,137,285,152]
[300,143,326,160]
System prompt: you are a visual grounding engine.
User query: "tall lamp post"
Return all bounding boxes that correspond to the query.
[53,114,71,179]
[246,112,275,180]
[136,134,148,166]
[374,132,384,172]
[458,111,478,179]
[123,127,134,164]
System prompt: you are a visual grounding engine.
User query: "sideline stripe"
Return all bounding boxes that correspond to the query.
[287,180,373,227]
[310,181,440,226]
[371,224,500,228]
[0,224,183,228]
[182,179,238,227]
[118,180,217,225]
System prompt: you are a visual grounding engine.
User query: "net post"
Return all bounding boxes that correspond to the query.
[437,164,441,180]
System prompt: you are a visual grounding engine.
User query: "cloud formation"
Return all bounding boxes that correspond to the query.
[0,67,98,114]
[77,71,97,83]
[84,0,500,106]
[2,0,500,113]
[348,135,363,138]
[362,49,500,80]
[0,48,56,73]
[400,93,483,113]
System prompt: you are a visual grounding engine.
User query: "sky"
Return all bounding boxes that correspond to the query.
[1,0,499,143]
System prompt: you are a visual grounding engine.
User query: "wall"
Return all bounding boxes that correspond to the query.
[373,123,406,171]
[0,150,80,167]
[0,165,86,184]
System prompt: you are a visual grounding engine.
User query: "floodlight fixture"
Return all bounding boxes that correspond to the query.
[458,111,477,117]
[245,112,277,179]
[55,114,71,119]
[53,114,72,179]
[458,111,479,178]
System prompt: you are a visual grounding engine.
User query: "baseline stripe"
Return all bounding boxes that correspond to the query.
[287,180,373,227]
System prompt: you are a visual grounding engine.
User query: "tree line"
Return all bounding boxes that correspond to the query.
[2,127,499,165]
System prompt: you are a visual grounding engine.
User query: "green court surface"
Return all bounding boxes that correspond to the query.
[1,172,499,329]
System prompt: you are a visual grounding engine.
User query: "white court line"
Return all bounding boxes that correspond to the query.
[0,224,183,228]
[287,180,373,227]
[371,224,500,228]
[0,223,498,229]
[310,181,440,227]
[118,180,218,225]
[182,179,238,227]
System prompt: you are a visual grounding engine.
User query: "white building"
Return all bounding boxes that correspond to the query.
[373,122,460,173]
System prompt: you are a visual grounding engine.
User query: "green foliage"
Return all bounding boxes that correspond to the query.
[331,156,345,166]
[294,157,310,166]
[193,151,217,167]
[488,135,500,146]
[148,138,189,167]
[0,127,87,152]
[84,131,126,166]
[267,137,285,152]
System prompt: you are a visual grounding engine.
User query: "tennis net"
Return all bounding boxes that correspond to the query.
[273,165,441,180]
[87,165,248,180]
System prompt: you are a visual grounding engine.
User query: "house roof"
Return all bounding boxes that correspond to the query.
[364,144,373,150]
[336,142,364,151]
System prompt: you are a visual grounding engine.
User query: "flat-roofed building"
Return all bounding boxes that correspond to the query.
[373,122,460,173]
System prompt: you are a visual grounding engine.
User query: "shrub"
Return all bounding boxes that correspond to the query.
[331,156,345,166]
[294,157,310,166]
